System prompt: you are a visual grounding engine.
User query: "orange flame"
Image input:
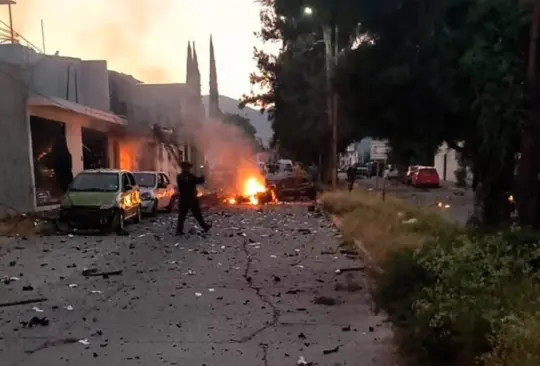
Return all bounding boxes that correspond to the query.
[243,177,266,205]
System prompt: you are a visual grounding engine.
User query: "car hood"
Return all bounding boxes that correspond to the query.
[139,187,156,194]
[63,191,119,207]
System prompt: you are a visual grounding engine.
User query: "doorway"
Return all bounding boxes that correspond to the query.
[29,116,68,206]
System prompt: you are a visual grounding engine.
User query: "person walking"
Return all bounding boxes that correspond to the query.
[176,161,211,235]
[346,165,356,192]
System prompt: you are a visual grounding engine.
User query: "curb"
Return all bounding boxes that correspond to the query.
[330,214,384,274]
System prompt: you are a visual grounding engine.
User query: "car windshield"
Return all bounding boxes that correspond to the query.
[70,172,119,192]
[133,173,156,188]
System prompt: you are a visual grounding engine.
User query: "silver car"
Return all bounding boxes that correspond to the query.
[132,171,176,216]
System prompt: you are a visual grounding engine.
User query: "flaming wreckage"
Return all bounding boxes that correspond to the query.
[199,167,317,207]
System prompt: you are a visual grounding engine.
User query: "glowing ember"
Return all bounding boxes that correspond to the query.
[227,198,237,204]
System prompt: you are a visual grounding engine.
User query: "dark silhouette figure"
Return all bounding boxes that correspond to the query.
[346,166,356,192]
[51,134,73,194]
[176,161,211,235]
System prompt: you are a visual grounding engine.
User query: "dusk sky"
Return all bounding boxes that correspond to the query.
[0,0,280,99]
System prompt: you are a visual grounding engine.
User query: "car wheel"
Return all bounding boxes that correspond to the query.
[133,205,142,223]
[151,199,158,216]
[115,210,126,234]
[167,196,178,212]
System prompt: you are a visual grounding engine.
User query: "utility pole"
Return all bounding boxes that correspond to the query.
[519,0,540,228]
[322,25,338,189]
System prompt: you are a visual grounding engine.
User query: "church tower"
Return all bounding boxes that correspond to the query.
[208,34,221,118]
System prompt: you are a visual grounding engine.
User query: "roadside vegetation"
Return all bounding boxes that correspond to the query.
[322,189,540,366]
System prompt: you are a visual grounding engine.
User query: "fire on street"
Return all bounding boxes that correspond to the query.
[0,204,394,366]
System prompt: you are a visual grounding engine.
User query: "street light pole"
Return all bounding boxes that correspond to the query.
[305,6,338,189]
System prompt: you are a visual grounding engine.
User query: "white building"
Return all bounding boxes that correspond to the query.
[434,142,462,183]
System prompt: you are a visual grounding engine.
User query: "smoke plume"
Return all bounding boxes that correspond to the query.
[196,118,261,194]
[6,0,175,82]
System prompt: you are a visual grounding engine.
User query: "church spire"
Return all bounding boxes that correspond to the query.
[209,34,221,118]
[186,41,193,86]
[192,41,201,97]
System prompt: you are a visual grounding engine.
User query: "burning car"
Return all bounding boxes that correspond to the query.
[222,176,276,206]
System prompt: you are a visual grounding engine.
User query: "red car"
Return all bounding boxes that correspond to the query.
[404,165,421,184]
[411,167,440,188]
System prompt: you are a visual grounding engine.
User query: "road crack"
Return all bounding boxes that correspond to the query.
[230,235,280,344]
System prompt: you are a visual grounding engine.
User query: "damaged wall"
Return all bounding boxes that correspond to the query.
[0,61,35,217]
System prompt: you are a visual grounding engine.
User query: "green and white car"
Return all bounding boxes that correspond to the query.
[58,169,142,233]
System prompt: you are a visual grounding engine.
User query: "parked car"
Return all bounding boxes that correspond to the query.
[58,169,142,234]
[133,171,177,216]
[404,165,422,184]
[411,167,440,188]
[384,165,400,180]
[353,163,369,178]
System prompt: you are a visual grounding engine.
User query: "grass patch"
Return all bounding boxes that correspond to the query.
[321,189,458,265]
[322,188,540,366]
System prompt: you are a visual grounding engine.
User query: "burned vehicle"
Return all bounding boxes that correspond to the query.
[58,169,142,233]
[270,175,317,201]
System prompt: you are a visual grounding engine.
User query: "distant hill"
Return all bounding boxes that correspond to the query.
[202,95,272,145]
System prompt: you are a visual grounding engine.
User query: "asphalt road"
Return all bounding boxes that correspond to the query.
[0,204,394,366]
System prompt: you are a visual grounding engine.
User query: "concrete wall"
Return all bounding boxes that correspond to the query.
[78,60,110,111]
[0,62,35,216]
[0,45,111,112]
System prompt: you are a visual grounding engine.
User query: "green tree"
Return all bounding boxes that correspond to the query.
[333,0,528,226]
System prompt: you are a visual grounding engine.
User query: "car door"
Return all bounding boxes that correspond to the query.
[160,173,174,207]
[154,173,166,209]
[127,173,140,212]
[121,173,134,217]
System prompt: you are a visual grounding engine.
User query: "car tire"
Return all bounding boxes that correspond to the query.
[167,196,178,213]
[133,205,142,223]
[115,210,126,234]
[150,199,158,216]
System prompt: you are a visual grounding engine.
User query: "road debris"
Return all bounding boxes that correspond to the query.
[20,316,49,328]
[312,296,338,306]
[0,297,47,308]
[32,306,44,313]
[82,269,123,278]
[335,266,365,274]
[323,345,340,355]
[297,355,313,365]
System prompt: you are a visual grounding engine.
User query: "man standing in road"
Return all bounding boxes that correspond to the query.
[346,165,356,192]
[176,161,212,235]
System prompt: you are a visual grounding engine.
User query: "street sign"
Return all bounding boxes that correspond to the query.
[371,141,389,160]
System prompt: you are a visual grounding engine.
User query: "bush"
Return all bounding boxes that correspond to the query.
[324,189,540,366]
[375,230,540,366]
